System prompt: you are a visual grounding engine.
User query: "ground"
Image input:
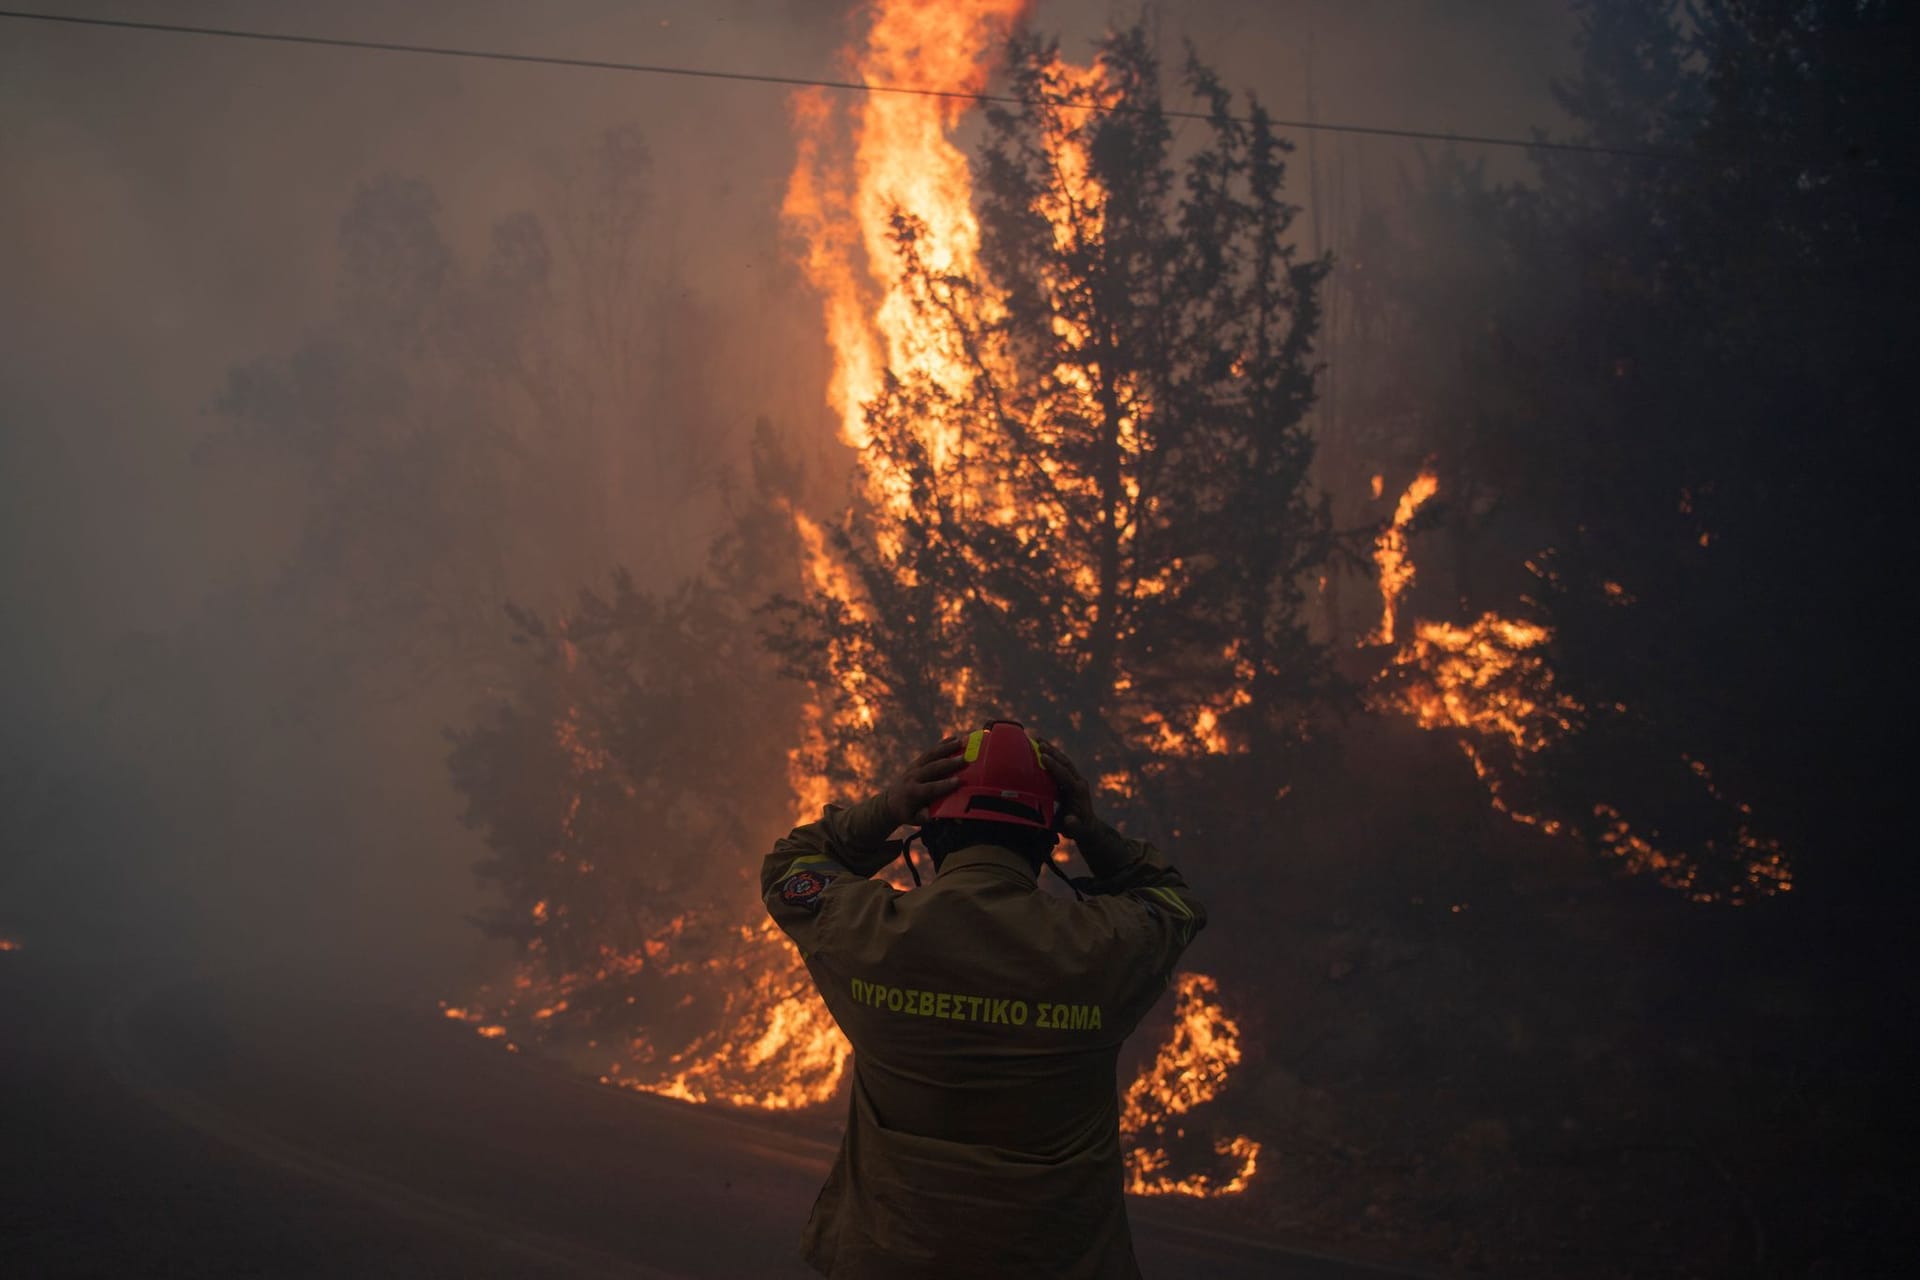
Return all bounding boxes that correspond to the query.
[1,945,1423,1279]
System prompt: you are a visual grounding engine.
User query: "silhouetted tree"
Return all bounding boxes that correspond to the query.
[447,420,812,1019]
[1362,0,1916,903]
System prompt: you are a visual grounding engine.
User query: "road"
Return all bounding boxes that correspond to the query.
[2,952,1420,1278]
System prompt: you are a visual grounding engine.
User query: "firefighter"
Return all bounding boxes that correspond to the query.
[762,719,1206,1279]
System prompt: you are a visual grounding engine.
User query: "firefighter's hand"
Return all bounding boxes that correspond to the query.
[1036,738,1097,839]
[881,736,968,827]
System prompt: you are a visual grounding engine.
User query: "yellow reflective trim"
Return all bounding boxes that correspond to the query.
[1143,886,1194,919]
[1140,887,1196,944]
[1028,733,1044,769]
[963,730,985,763]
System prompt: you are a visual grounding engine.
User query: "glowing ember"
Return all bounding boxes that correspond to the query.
[1589,754,1793,902]
[0,937,21,952]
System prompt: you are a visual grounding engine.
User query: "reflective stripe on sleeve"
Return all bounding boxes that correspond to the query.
[1137,885,1196,943]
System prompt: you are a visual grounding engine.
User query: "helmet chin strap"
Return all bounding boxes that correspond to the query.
[882,834,924,886]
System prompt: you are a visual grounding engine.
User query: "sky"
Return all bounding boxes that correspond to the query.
[0,0,1578,984]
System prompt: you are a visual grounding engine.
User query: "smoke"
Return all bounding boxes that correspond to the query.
[0,1,1576,990]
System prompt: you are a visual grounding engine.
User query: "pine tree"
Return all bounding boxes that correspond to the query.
[769,26,1332,836]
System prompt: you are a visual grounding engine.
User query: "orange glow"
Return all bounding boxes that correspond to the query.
[454,917,852,1110]
[1373,473,1790,903]
[1369,470,1439,645]
[1393,615,1577,756]
[608,919,850,1110]
[1120,973,1261,1196]
[780,0,1257,1193]
[449,2,1257,1194]
[784,0,1029,460]
[0,937,21,952]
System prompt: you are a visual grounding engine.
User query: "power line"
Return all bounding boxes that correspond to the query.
[0,6,1687,163]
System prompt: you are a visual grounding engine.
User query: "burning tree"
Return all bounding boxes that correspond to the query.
[768,13,1332,1195]
[1335,1,1815,906]
[442,8,1292,1198]
[772,25,1334,834]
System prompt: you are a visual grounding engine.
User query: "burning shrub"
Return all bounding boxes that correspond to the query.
[444,423,840,1104]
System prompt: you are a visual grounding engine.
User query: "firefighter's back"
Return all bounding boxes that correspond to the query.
[839,854,1129,1155]
[802,842,1147,1278]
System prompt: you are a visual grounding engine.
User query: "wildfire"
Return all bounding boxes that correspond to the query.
[446,913,851,1112]
[445,0,1260,1196]
[1369,473,1792,902]
[1369,468,1438,646]
[602,918,850,1111]
[783,0,1028,462]
[1119,973,1262,1197]
[778,0,1259,1197]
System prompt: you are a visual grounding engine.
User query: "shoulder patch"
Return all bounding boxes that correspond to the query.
[779,869,836,909]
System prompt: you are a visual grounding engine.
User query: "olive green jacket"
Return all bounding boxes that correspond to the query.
[762,794,1206,1279]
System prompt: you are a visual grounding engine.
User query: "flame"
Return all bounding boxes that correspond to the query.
[1119,973,1261,1197]
[448,1,1257,1195]
[1371,474,1791,902]
[784,0,1029,461]
[785,1,1245,761]
[780,0,1256,1194]
[448,652,854,1107]
[1369,469,1438,646]
[783,0,1032,753]
[603,918,851,1110]
[450,914,851,1110]
[1395,616,1578,756]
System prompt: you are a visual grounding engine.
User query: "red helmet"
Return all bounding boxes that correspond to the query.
[926,719,1056,830]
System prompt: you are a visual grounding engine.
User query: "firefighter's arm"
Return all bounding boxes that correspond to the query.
[760,795,900,953]
[1073,817,1207,949]
[761,737,966,944]
[1036,737,1202,934]
[1071,819,1208,1033]
[762,794,899,894]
